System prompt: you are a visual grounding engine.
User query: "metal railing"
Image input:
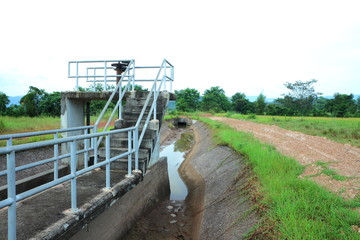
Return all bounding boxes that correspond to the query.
[0,126,136,239]
[0,59,174,239]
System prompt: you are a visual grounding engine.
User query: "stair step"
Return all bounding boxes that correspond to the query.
[110,138,154,149]
[99,147,150,160]
[122,112,163,121]
[124,98,168,107]
[111,128,157,139]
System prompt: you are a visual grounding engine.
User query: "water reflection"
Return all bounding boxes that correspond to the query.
[160,131,193,200]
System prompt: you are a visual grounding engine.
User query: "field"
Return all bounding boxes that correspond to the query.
[0,115,110,147]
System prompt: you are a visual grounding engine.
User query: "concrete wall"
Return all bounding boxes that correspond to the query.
[71,157,170,240]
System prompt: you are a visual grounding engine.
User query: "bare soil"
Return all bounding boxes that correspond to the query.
[209,116,360,200]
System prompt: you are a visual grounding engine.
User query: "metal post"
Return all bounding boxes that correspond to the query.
[93,126,98,164]
[126,131,133,177]
[104,61,107,90]
[153,82,157,120]
[164,63,167,91]
[105,135,111,189]
[54,134,59,180]
[134,128,139,171]
[93,69,97,90]
[84,134,89,169]
[170,66,174,92]
[76,62,79,90]
[70,141,78,211]
[132,60,135,91]
[7,150,16,239]
[118,83,122,120]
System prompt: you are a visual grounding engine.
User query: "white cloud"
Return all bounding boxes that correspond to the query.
[0,0,359,98]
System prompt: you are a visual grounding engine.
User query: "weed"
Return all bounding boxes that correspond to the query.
[247,114,256,119]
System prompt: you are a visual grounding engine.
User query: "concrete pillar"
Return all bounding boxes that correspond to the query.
[60,96,86,168]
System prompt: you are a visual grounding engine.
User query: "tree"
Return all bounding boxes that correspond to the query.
[231,92,254,114]
[39,92,61,117]
[201,86,230,112]
[20,86,47,117]
[283,79,321,115]
[255,93,266,115]
[175,88,200,112]
[0,92,10,115]
[325,93,356,117]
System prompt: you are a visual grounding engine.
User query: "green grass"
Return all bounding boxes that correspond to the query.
[216,113,360,147]
[0,116,60,134]
[196,116,360,239]
[0,112,113,147]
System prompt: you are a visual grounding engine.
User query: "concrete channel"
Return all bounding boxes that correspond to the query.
[1,119,257,239]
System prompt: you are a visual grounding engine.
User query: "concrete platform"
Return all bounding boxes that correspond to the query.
[0,169,141,239]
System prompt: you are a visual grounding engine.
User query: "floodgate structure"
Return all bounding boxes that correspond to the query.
[0,59,175,239]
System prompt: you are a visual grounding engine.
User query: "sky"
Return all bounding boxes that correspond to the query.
[1,0,359,99]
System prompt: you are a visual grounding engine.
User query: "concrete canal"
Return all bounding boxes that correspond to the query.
[123,122,195,239]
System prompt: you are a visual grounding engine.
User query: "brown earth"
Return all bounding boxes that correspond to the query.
[209,116,360,200]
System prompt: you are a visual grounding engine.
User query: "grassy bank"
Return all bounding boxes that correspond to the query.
[215,113,360,148]
[196,117,360,239]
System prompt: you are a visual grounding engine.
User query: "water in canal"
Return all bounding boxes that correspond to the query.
[124,125,195,239]
[160,131,193,200]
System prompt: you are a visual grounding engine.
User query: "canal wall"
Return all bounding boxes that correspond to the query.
[70,157,170,240]
[179,121,258,239]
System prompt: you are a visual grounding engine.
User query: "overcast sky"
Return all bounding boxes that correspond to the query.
[1,0,359,99]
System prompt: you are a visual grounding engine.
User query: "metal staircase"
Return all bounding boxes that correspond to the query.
[0,59,174,239]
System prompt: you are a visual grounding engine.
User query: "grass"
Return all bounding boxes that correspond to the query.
[195,116,360,239]
[0,112,113,147]
[215,113,360,147]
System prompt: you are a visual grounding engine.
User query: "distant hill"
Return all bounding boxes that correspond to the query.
[7,96,22,106]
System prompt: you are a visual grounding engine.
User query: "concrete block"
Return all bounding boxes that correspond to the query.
[148,119,159,131]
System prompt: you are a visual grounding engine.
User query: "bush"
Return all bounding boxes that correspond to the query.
[247,114,256,119]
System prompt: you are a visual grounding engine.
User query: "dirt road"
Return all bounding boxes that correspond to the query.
[209,117,360,200]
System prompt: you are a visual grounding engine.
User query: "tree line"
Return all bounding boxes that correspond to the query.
[0,80,359,118]
[175,80,360,117]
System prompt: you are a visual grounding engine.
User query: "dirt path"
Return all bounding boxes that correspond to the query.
[209,117,360,200]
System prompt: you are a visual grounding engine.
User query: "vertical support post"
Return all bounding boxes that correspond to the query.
[7,147,16,240]
[118,82,122,120]
[132,60,135,91]
[54,134,59,180]
[76,61,79,90]
[93,69,97,90]
[93,126,98,164]
[171,66,174,93]
[84,133,89,169]
[164,63,167,91]
[70,141,78,211]
[104,61,107,90]
[134,128,139,171]
[126,130,132,177]
[105,135,111,189]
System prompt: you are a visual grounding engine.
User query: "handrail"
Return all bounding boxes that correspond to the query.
[1,58,174,240]
[0,125,95,141]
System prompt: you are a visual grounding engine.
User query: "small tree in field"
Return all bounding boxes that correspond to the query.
[255,93,266,115]
[175,88,200,112]
[201,86,230,113]
[283,79,321,115]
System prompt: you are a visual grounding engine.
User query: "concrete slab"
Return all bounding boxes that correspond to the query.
[0,169,139,240]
